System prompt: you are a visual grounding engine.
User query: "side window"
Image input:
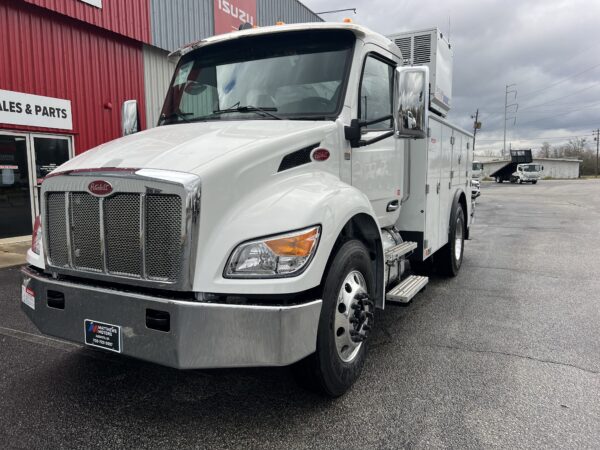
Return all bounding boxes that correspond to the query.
[359,55,394,129]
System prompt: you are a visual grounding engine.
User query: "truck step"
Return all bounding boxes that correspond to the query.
[385,241,418,262]
[386,275,429,304]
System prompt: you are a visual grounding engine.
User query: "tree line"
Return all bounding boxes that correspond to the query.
[536,138,597,176]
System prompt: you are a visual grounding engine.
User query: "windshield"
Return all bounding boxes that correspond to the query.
[523,165,541,172]
[159,30,355,125]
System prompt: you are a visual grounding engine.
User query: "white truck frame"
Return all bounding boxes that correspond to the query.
[21,22,472,397]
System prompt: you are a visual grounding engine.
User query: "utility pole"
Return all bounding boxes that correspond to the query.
[471,109,481,153]
[503,84,518,158]
[594,128,600,177]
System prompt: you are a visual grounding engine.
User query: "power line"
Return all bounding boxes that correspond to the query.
[518,61,600,99]
[515,104,600,127]
[478,134,593,142]
[516,103,600,115]
[519,82,599,111]
[316,8,357,15]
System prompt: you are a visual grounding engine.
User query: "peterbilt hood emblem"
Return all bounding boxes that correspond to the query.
[88,180,113,197]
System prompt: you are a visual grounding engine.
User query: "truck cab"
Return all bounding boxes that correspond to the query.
[21,23,472,397]
[512,163,543,184]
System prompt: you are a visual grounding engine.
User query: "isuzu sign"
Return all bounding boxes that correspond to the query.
[88,180,113,197]
[214,0,256,35]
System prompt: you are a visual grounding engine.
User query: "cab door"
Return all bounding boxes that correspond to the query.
[351,52,401,227]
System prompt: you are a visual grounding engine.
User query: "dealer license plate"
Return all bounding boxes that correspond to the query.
[84,320,121,353]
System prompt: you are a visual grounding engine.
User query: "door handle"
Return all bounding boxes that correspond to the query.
[436,182,441,194]
[387,200,399,212]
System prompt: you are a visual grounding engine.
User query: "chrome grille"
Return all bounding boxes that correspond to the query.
[105,194,142,277]
[46,193,69,268]
[71,193,102,272]
[146,195,183,281]
[46,191,184,283]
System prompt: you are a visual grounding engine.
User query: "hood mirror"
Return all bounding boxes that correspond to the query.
[122,100,140,136]
[395,66,428,139]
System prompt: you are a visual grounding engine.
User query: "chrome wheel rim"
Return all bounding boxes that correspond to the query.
[334,270,368,363]
[455,214,464,261]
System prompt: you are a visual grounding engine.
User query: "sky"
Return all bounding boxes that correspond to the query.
[302,0,600,156]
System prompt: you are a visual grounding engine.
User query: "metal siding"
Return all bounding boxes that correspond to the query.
[257,0,323,26]
[0,1,146,154]
[150,0,214,52]
[143,45,177,127]
[22,0,151,43]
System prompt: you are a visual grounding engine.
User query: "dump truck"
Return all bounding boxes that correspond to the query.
[22,23,473,397]
[491,149,535,183]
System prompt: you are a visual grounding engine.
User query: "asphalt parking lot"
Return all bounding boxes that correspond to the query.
[1,179,599,449]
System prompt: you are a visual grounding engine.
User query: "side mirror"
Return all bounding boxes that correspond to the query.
[395,66,429,139]
[122,100,140,136]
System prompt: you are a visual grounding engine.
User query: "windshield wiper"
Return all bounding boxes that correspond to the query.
[212,105,283,120]
[159,111,193,125]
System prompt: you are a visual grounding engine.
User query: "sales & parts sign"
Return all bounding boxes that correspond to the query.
[214,0,256,35]
[0,89,73,130]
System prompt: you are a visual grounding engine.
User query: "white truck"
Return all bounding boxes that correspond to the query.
[22,23,473,397]
[472,161,483,180]
[511,163,544,184]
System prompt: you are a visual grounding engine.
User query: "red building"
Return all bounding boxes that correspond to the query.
[0,0,321,239]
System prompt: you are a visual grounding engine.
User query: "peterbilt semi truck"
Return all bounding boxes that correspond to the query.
[21,23,473,397]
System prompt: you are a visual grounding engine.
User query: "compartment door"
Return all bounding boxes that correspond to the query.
[438,124,453,248]
[424,120,442,256]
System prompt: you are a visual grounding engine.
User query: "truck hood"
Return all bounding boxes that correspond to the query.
[56,120,334,175]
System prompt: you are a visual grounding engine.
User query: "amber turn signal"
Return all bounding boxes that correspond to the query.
[265,227,320,257]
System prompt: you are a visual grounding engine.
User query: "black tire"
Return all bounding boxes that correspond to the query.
[293,240,374,397]
[510,176,516,184]
[436,203,466,277]
[532,180,537,184]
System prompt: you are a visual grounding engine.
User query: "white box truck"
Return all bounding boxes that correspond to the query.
[22,22,473,397]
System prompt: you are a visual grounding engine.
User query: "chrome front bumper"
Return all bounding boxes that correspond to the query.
[21,266,322,369]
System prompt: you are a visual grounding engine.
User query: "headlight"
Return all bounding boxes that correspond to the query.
[31,216,42,255]
[225,226,321,278]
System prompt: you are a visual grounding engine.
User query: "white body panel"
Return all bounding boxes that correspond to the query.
[397,115,472,260]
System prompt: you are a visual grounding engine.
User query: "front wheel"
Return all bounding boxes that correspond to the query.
[532,180,538,184]
[436,203,465,277]
[293,240,375,397]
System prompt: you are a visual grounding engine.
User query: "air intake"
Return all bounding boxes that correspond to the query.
[387,27,453,117]
[395,37,412,64]
[413,34,431,64]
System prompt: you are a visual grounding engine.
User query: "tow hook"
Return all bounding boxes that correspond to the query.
[349,292,374,343]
